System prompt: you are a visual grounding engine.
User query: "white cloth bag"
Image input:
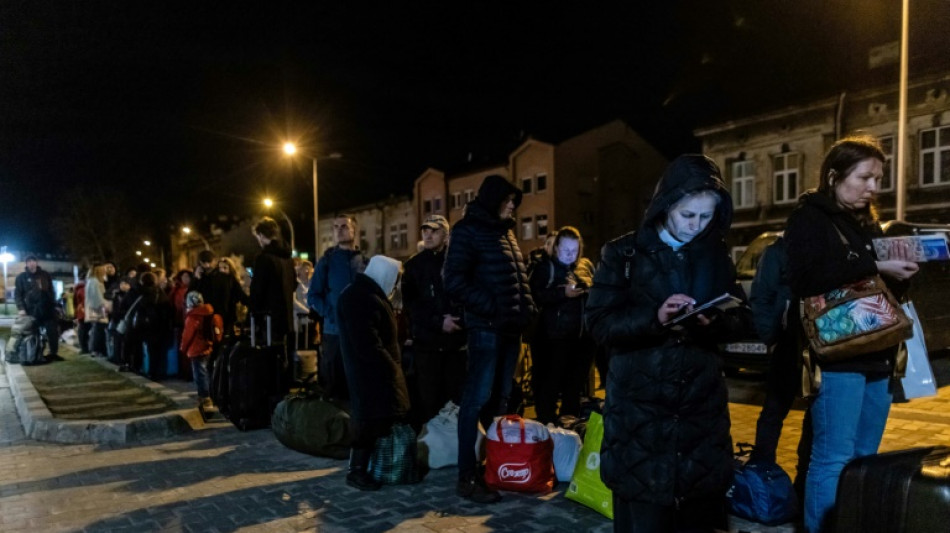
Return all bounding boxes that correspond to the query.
[900,302,938,399]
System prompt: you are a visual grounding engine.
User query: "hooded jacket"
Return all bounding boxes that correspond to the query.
[784,190,904,373]
[180,303,216,358]
[443,175,536,335]
[402,246,466,350]
[585,154,749,506]
[250,240,296,339]
[530,254,595,340]
[337,257,410,421]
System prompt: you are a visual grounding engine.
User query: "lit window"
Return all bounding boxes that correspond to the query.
[772,153,800,204]
[920,126,950,186]
[878,136,894,191]
[522,217,534,240]
[731,160,756,209]
[522,177,532,194]
[536,214,548,237]
[536,173,548,192]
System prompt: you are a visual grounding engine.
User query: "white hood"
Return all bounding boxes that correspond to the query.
[364,255,402,299]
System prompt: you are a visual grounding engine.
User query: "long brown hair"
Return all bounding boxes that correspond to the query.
[817,134,886,226]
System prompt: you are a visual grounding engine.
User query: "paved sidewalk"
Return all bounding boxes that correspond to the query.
[3,357,950,532]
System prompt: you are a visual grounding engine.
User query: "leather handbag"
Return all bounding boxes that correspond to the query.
[801,224,912,363]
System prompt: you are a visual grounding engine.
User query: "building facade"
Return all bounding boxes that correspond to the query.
[696,72,950,254]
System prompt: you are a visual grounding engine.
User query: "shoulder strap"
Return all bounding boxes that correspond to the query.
[546,260,555,289]
[830,222,860,261]
[123,295,144,322]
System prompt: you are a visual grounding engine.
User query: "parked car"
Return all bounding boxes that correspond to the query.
[720,222,950,373]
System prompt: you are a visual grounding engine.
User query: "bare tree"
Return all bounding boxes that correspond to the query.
[51,187,147,268]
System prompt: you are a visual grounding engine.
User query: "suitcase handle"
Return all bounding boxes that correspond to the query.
[250,313,272,347]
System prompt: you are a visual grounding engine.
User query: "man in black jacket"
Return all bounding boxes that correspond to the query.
[402,214,466,424]
[14,255,60,361]
[250,217,296,349]
[443,175,536,504]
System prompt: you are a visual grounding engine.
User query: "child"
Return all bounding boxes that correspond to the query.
[180,291,222,412]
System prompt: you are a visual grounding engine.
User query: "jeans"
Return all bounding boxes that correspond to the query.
[191,356,210,399]
[457,329,521,479]
[804,371,891,533]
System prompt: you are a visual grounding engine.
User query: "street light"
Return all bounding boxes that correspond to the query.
[143,239,165,269]
[282,142,341,257]
[181,226,211,251]
[262,197,295,254]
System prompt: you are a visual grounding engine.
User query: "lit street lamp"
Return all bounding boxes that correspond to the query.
[143,239,165,270]
[181,226,211,251]
[283,142,341,257]
[263,197,295,254]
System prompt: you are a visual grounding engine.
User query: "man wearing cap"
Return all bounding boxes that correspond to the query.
[14,255,60,361]
[402,214,467,424]
[443,175,536,503]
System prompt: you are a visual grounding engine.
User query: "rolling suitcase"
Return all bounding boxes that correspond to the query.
[225,314,288,431]
[833,446,950,533]
[295,313,318,386]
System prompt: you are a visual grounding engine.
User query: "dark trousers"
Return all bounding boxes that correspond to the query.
[89,322,107,356]
[531,335,594,425]
[752,335,813,494]
[77,321,91,353]
[319,334,349,400]
[413,346,466,423]
[36,315,59,356]
[613,495,727,533]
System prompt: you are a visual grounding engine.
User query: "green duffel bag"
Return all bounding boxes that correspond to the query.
[271,387,352,459]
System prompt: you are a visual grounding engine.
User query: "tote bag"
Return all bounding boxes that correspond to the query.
[900,301,938,399]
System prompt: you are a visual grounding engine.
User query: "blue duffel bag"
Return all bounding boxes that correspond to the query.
[727,459,799,526]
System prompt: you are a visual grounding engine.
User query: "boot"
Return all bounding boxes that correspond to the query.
[346,448,381,491]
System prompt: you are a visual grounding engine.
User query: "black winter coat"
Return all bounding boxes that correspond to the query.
[192,271,248,332]
[443,176,536,335]
[337,273,411,421]
[784,190,905,373]
[249,240,296,339]
[585,154,749,506]
[530,256,594,339]
[402,247,465,351]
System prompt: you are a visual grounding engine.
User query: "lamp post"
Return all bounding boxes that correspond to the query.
[263,197,296,254]
[283,142,341,257]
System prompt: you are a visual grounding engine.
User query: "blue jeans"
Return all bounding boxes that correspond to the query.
[191,356,210,399]
[457,329,521,480]
[805,371,891,533]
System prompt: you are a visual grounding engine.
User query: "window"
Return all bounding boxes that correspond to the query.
[772,152,800,204]
[423,200,432,214]
[878,135,895,191]
[522,177,532,194]
[536,214,548,237]
[731,160,756,209]
[536,173,548,192]
[920,126,950,186]
[390,224,399,249]
[464,189,475,203]
[521,217,534,240]
[433,197,442,213]
[450,191,462,210]
[398,223,408,249]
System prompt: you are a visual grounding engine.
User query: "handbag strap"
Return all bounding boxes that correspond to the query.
[829,221,861,261]
[123,295,145,322]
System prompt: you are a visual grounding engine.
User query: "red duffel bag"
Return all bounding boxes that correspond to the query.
[484,415,554,493]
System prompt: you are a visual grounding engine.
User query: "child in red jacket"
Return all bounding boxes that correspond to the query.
[180,291,222,411]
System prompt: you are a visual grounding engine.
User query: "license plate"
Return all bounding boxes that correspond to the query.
[724,342,768,354]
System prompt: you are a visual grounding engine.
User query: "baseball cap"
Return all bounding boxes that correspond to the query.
[420,214,450,233]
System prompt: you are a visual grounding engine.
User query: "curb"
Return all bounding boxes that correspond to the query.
[2,354,205,445]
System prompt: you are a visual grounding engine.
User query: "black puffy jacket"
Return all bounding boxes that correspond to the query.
[585,154,750,506]
[249,240,296,339]
[529,256,594,339]
[443,175,536,335]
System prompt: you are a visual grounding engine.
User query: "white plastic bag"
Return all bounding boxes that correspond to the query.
[901,302,937,399]
[418,401,459,469]
[487,415,550,443]
[548,425,582,482]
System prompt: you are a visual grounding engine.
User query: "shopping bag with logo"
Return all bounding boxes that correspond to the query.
[565,411,613,519]
[368,423,427,485]
[548,425,583,483]
[900,301,938,399]
[417,401,459,469]
[484,415,554,493]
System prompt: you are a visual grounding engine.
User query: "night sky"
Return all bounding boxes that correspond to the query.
[2,1,949,254]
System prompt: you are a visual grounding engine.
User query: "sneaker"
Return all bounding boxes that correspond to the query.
[456,477,501,504]
[200,398,217,412]
[346,471,382,491]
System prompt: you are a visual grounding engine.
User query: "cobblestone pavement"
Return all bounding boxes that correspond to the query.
[2,358,950,533]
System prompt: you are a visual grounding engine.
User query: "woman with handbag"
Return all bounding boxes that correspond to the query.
[784,135,919,533]
[586,155,751,532]
[84,265,110,358]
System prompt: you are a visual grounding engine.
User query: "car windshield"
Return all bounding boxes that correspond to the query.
[735,233,780,279]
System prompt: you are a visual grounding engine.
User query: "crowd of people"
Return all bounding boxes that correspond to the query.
[11,133,915,532]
